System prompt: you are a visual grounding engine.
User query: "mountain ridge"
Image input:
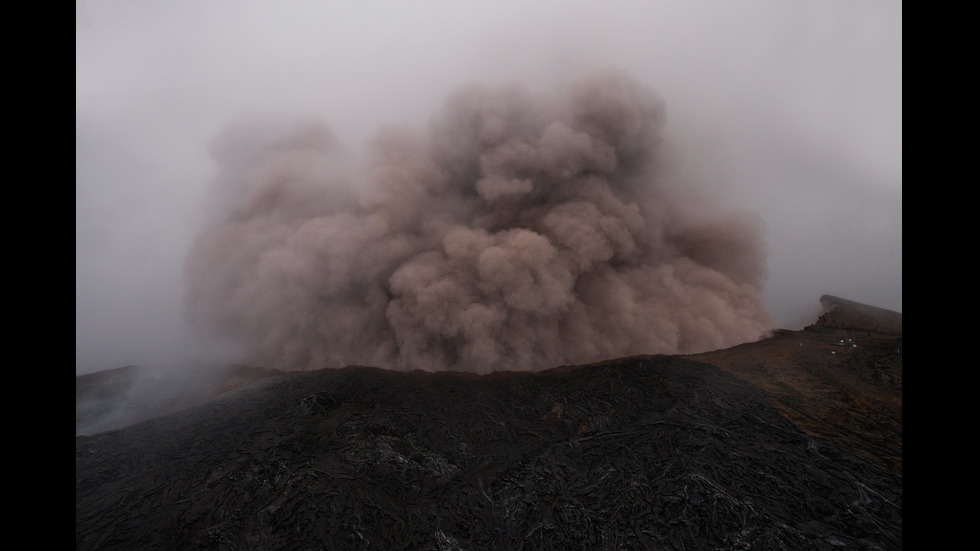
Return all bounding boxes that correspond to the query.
[76,296,902,549]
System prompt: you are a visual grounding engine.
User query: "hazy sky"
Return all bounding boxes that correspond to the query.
[76,0,902,374]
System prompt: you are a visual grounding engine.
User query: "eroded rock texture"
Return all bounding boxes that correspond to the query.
[76,356,901,550]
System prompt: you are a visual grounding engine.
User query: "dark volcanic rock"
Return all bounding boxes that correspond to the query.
[817,295,902,335]
[689,296,902,476]
[76,364,283,436]
[76,355,902,550]
[76,365,140,431]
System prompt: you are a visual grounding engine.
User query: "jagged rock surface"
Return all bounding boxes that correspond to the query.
[76,355,901,550]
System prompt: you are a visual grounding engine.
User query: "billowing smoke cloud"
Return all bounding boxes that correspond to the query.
[184,71,771,374]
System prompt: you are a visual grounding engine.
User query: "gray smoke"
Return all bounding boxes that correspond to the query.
[184,71,771,374]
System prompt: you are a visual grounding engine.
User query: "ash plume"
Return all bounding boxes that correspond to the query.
[184,71,771,374]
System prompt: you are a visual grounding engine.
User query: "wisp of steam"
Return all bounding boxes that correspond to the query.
[184,71,771,374]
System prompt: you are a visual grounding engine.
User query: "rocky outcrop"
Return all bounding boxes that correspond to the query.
[816,295,902,335]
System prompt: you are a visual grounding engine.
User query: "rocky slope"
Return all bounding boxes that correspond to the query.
[687,295,902,475]
[76,297,902,550]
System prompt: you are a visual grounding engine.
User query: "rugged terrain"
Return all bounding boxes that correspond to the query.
[687,295,902,475]
[76,296,902,550]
